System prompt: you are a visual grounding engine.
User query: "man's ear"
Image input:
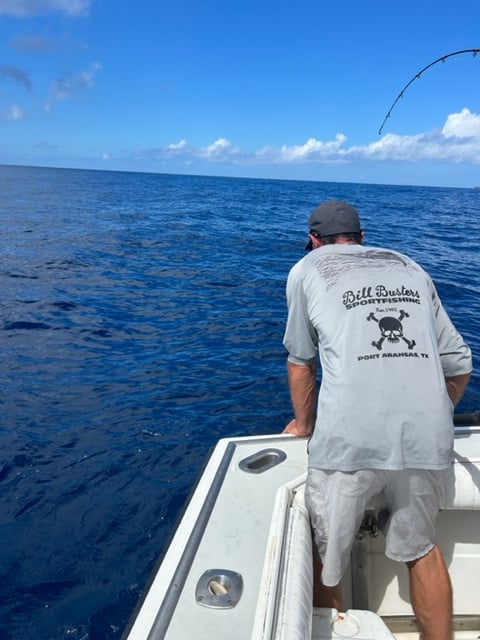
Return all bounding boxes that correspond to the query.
[309,233,322,249]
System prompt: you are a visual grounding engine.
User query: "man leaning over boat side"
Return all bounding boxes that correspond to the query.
[282,199,472,640]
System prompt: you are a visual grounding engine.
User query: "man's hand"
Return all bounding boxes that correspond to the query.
[283,418,312,437]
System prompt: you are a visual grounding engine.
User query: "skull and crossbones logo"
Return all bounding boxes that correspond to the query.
[367,310,416,351]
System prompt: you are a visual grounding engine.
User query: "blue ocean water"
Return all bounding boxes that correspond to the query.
[0,165,479,639]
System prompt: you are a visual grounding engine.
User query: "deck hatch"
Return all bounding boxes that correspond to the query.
[238,448,287,474]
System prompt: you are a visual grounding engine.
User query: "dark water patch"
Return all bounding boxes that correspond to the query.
[51,301,79,311]
[4,271,40,279]
[4,320,52,330]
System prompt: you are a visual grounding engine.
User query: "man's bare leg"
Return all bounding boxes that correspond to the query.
[312,554,342,609]
[407,545,452,640]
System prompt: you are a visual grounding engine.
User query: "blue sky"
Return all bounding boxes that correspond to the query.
[1,0,480,187]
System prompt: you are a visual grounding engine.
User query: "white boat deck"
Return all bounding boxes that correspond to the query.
[124,428,480,640]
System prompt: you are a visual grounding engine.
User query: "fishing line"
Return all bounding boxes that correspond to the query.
[378,48,480,135]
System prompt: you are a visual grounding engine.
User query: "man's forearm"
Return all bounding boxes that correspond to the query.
[287,360,317,435]
[445,372,471,406]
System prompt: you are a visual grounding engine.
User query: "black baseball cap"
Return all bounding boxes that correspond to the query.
[305,200,361,250]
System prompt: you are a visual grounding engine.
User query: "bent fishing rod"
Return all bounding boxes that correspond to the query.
[378,48,480,135]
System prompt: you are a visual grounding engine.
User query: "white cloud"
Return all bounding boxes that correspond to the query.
[46,62,102,111]
[442,108,480,138]
[196,109,480,165]
[167,139,188,152]
[354,133,425,162]
[147,111,480,167]
[0,104,26,120]
[160,138,244,162]
[199,138,242,159]
[350,109,478,167]
[278,134,348,162]
[0,0,90,17]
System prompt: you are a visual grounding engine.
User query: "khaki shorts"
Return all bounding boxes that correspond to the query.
[305,467,448,587]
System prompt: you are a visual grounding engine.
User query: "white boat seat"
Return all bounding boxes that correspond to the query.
[443,453,480,509]
[274,486,313,640]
